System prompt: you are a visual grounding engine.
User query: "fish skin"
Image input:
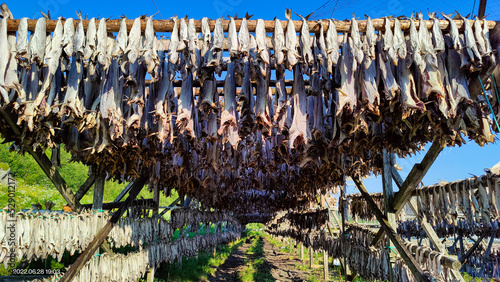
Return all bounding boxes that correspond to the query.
[127,18,142,79]
[201,17,211,59]
[218,61,240,148]
[179,17,188,51]
[36,18,63,109]
[474,18,487,57]
[429,13,445,52]
[16,18,29,59]
[437,54,456,117]
[74,20,85,56]
[212,18,224,52]
[458,12,482,66]
[383,17,397,66]
[273,74,290,133]
[96,18,108,67]
[338,39,357,114]
[297,14,313,67]
[169,17,180,65]
[256,19,270,76]
[254,68,272,132]
[61,53,84,117]
[289,64,311,149]
[29,17,46,64]
[350,15,364,65]
[187,18,201,78]
[441,13,461,50]
[397,56,425,116]
[325,19,339,73]
[176,72,195,138]
[84,18,97,61]
[144,16,159,77]
[0,18,9,103]
[238,17,250,56]
[285,9,299,71]
[377,39,399,101]
[393,18,406,59]
[406,16,424,70]
[272,18,285,72]
[112,18,128,56]
[420,53,445,102]
[360,42,380,115]
[227,16,239,59]
[363,16,376,64]
[317,21,329,79]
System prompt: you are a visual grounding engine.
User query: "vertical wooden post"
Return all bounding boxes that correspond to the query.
[147,183,160,282]
[478,0,487,18]
[324,250,329,280]
[340,179,351,280]
[290,239,294,253]
[300,243,304,261]
[309,247,314,268]
[383,150,396,281]
[92,171,105,210]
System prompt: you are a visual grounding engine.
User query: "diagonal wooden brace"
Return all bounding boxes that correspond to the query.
[59,175,147,282]
[0,108,82,212]
[352,175,430,282]
[372,142,443,246]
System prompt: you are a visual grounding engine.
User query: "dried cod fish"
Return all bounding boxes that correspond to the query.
[289,64,311,148]
[256,19,270,76]
[429,13,445,53]
[238,15,250,56]
[16,18,28,59]
[350,14,364,65]
[176,72,195,138]
[218,61,240,148]
[363,15,376,65]
[338,39,357,113]
[297,13,314,67]
[393,18,406,59]
[29,17,46,64]
[457,11,482,67]
[285,9,299,70]
[169,17,180,65]
[227,16,238,59]
[112,18,128,56]
[84,18,97,61]
[273,17,285,74]
[325,19,339,73]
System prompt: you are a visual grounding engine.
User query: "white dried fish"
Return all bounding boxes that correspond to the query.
[0,17,9,103]
[273,18,285,68]
[285,9,299,70]
[143,16,159,77]
[350,14,364,65]
[29,17,46,64]
[474,18,487,56]
[457,12,482,66]
[429,13,445,52]
[73,20,85,56]
[256,19,270,76]
[441,13,461,50]
[227,16,238,58]
[362,16,376,67]
[393,18,406,59]
[179,17,188,50]
[297,13,313,67]
[169,16,180,65]
[96,18,108,66]
[218,61,240,148]
[16,18,28,59]
[84,18,97,61]
[325,19,339,73]
[187,18,201,77]
[112,18,128,56]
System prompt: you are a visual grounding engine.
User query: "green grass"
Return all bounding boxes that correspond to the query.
[153,237,245,281]
[239,234,273,282]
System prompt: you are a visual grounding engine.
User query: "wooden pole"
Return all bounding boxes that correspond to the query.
[309,247,314,268]
[0,108,82,212]
[478,0,487,18]
[460,228,491,264]
[147,183,160,282]
[75,166,96,202]
[300,243,304,261]
[340,179,351,280]
[324,250,329,280]
[5,18,495,33]
[372,142,443,246]
[92,172,105,210]
[352,175,430,282]
[383,150,396,281]
[59,175,148,282]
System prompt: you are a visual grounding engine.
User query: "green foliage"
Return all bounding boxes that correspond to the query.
[239,234,273,282]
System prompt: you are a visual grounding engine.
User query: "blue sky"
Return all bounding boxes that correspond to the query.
[5,0,500,195]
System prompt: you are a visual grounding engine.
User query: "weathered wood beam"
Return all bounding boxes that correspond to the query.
[113,182,133,203]
[0,108,82,212]
[75,169,96,202]
[6,18,496,33]
[81,199,156,210]
[352,175,430,282]
[92,172,105,210]
[156,197,181,218]
[460,227,491,265]
[383,150,396,281]
[479,0,487,18]
[393,142,444,214]
[59,175,147,282]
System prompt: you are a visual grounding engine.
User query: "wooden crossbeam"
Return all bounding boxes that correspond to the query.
[81,199,156,210]
[156,197,181,218]
[352,175,430,282]
[59,175,147,282]
[75,171,96,202]
[460,227,491,265]
[0,108,82,212]
[113,182,133,202]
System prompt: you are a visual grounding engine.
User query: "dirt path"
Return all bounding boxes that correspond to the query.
[209,235,309,281]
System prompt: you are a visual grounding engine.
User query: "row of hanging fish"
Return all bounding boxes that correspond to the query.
[268,208,329,231]
[0,8,498,214]
[0,209,240,268]
[402,241,455,281]
[170,208,241,231]
[416,163,500,226]
[45,231,241,282]
[462,251,500,279]
[347,193,384,221]
[397,218,498,239]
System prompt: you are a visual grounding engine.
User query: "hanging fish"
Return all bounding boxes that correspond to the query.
[256,19,270,76]
[273,17,285,76]
[393,18,406,60]
[227,16,239,59]
[218,61,240,148]
[289,64,311,148]
[429,13,445,53]
[285,9,299,70]
[325,19,339,74]
[350,14,364,66]
[169,16,180,65]
[457,11,482,68]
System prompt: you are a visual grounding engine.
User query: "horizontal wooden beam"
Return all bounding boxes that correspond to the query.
[406,243,461,270]
[352,175,430,282]
[6,18,497,33]
[81,199,155,210]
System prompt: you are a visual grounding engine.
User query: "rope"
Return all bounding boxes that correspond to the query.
[491,73,500,111]
[385,245,398,255]
[479,75,500,131]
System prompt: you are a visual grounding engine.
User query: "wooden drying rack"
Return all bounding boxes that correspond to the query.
[5,18,498,33]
